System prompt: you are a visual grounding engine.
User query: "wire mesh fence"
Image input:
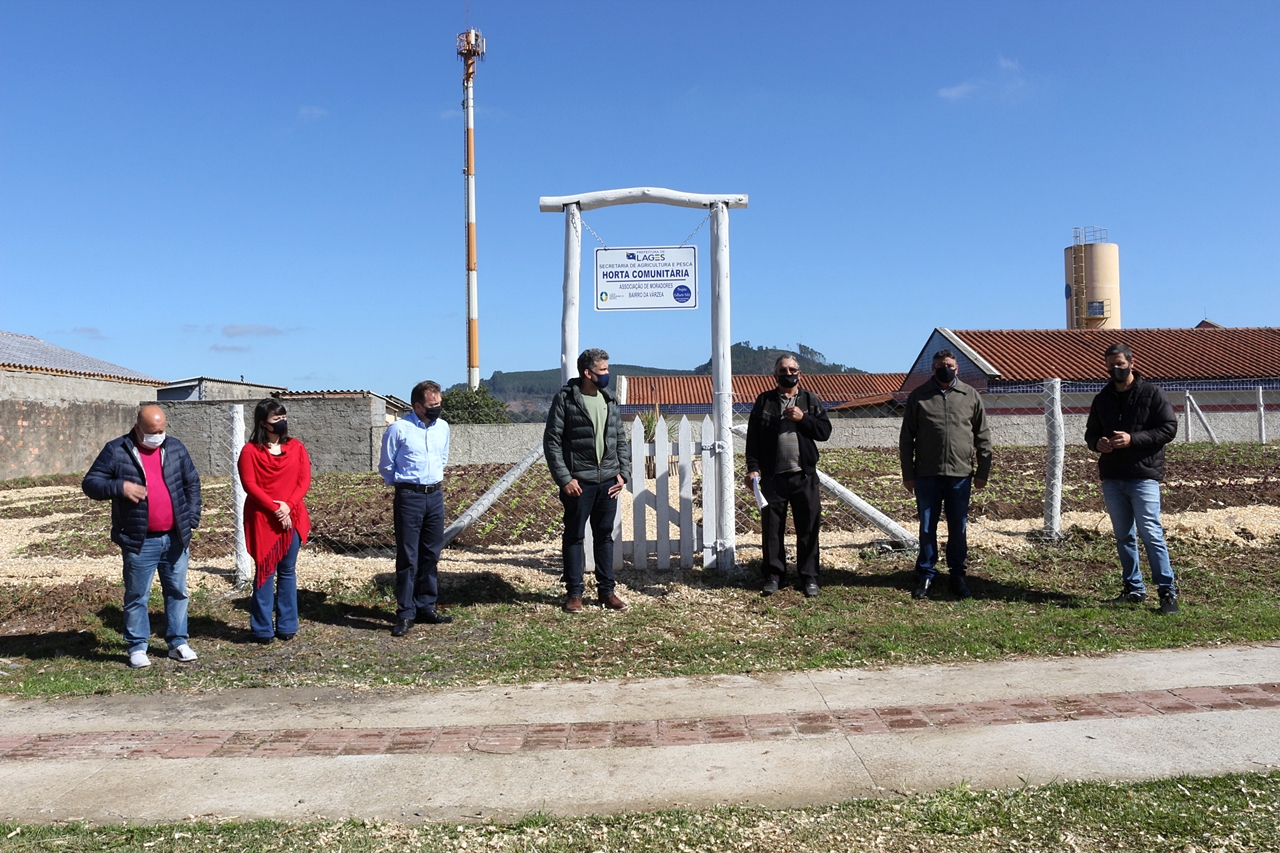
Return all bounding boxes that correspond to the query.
[9,381,1278,570]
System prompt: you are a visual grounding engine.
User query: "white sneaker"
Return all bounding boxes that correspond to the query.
[128,650,151,669]
[168,644,198,662]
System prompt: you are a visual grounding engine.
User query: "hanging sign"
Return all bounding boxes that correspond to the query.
[594,246,697,311]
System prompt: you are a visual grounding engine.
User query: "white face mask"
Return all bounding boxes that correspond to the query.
[140,432,165,449]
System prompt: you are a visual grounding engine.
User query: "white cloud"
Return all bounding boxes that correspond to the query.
[937,81,979,102]
[937,57,1033,104]
[298,105,329,121]
[211,344,249,353]
[223,324,283,338]
[72,326,106,340]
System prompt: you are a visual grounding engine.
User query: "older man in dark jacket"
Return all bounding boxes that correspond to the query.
[83,405,202,668]
[544,348,631,613]
[1084,343,1180,613]
[745,354,833,598]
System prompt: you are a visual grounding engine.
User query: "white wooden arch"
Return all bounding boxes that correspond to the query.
[539,186,747,571]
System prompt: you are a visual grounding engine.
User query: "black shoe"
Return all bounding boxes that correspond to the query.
[276,632,296,641]
[1159,592,1179,614]
[418,609,453,625]
[391,618,414,637]
[251,635,273,645]
[912,576,932,600]
[761,578,780,597]
[1111,591,1145,604]
[949,575,972,599]
[803,581,820,598]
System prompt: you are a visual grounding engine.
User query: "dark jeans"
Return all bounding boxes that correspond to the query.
[393,486,444,620]
[250,531,300,639]
[760,470,822,582]
[559,480,618,597]
[914,475,971,580]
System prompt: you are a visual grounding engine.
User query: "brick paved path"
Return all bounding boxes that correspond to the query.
[4,681,1277,762]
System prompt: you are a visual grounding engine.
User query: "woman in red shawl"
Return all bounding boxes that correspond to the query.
[239,399,311,643]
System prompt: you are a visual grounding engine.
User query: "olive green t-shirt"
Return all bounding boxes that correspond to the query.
[581,391,608,464]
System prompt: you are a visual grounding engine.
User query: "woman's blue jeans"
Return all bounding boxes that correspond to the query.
[1101,478,1177,596]
[121,533,189,654]
[251,532,300,638]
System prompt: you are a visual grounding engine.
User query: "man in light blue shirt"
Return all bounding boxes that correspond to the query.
[379,380,453,635]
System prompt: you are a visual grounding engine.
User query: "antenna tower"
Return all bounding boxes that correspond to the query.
[457,27,485,390]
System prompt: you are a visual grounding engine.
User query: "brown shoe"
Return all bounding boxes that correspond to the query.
[599,592,628,611]
[563,595,584,613]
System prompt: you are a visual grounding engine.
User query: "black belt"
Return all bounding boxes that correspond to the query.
[395,482,441,493]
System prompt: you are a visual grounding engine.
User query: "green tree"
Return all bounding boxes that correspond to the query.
[441,385,513,424]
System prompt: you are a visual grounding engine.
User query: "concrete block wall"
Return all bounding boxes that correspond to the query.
[0,399,140,479]
[158,396,388,478]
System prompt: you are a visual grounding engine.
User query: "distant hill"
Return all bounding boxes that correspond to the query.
[453,343,865,419]
[692,342,867,376]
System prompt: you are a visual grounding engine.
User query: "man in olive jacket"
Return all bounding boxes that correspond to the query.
[899,349,992,600]
[544,348,631,613]
[1084,342,1180,613]
[744,354,833,598]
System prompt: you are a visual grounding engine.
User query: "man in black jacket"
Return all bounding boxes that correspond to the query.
[745,354,833,597]
[83,405,203,667]
[544,348,631,613]
[1084,343,1180,614]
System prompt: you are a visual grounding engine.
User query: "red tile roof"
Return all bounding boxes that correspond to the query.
[949,328,1280,382]
[623,373,907,406]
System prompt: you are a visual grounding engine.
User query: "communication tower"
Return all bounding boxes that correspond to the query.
[458,28,485,389]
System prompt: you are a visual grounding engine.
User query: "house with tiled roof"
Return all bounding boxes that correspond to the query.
[1,330,167,478]
[159,376,287,402]
[1,330,164,404]
[617,373,907,417]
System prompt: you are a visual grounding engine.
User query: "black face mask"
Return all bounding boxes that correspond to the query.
[777,373,799,388]
[267,419,288,437]
[1109,366,1132,384]
[934,365,957,384]
[420,405,442,422]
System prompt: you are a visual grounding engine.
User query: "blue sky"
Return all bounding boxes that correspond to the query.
[2,1,1277,395]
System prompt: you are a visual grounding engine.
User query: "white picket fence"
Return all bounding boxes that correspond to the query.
[604,414,711,571]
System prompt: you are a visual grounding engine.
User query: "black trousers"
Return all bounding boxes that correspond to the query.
[760,470,822,582]
[559,480,618,597]
[393,486,444,620]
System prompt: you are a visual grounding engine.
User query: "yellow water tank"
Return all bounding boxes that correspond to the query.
[1063,239,1121,329]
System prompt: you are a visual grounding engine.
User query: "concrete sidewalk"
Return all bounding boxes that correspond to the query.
[1,643,1279,824]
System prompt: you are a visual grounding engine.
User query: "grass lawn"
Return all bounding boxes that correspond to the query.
[1,772,1277,851]
[2,526,1278,697]
[2,442,1278,697]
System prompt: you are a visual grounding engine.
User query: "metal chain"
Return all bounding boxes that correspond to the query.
[582,210,711,249]
[581,217,609,248]
[679,211,713,247]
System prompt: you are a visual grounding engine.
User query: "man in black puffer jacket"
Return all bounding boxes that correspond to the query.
[544,348,631,613]
[83,405,202,667]
[1084,343,1179,614]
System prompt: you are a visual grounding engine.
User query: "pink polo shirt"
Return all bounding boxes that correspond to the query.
[137,444,175,533]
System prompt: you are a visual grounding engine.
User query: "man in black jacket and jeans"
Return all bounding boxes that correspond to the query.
[544,348,631,613]
[1084,343,1180,614]
[745,354,833,598]
[83,405,202,667]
